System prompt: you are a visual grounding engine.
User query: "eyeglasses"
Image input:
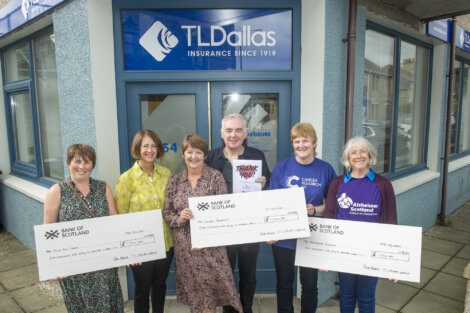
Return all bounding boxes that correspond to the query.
[224,128,245,135]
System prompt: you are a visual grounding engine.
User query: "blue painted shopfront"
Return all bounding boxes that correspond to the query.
[113,0,301,296]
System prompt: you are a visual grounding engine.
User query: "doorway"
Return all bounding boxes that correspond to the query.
[122,80,292,293]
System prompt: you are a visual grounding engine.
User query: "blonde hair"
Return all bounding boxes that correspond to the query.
[290,122,318,157]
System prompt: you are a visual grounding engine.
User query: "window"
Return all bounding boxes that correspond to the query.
[363,25,431,176]
[3,28,64,183]
[451,59,470,156]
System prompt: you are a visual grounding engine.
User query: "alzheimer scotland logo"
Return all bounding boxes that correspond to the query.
[139,21,179,62]
[337,192,378,214]
[337,193,353,209]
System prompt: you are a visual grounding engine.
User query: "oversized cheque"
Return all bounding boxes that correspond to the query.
[189,187,310,248]
[34,210,166,281]
[295,217,422,282]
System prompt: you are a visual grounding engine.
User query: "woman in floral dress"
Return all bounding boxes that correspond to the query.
[43,144,123,313]
[164,134,242,313]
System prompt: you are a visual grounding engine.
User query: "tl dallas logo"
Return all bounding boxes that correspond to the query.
[139,21,179,62]
[139,20,277,62]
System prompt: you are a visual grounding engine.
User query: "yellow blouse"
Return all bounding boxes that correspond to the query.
[115,161,174,251]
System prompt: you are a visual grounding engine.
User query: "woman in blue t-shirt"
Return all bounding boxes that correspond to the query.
[324,136,397,313]
[269,122,336,313]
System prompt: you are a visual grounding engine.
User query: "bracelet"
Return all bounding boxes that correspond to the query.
[313,206,316,216]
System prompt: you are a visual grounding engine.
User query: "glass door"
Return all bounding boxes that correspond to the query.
[123,80,292,294]
[124,82,208,294]
[125,82,208,172]
[211,81,292,170]
[211,81,292,291]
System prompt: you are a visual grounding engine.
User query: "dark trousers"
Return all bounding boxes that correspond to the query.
[338,273,378,313]
[131,248,174,313]
[272,245,318,313]
[223,243,259,313]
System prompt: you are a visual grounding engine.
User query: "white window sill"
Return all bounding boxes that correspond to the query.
[392,169,440,195]
[392,156,470,195]
[0,174,49,203]
[449,155,470,172]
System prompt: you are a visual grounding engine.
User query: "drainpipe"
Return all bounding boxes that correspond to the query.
[439,17,457,226]
[345,0,357,143]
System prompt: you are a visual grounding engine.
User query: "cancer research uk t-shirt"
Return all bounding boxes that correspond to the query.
[269,156,336,250]
[336,171,382,223]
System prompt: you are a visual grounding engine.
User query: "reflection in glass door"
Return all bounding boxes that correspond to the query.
[140,94,196,173]
[124,82,208,296]
[212,81,292,170]
[124,82,208,171]
[222,93,279,170]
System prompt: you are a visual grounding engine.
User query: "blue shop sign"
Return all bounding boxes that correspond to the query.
[0,0,66,37]
[122,9,292,70]
[426,19,470,53]
[456,26,470,53]
[426,19,450,42]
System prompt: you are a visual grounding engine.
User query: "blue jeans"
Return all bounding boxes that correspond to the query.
[338,273,378,313]
[272,245,318,313]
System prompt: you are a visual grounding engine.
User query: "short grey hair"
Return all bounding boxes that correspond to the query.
[221,113,247,130]
[340,136,378,171]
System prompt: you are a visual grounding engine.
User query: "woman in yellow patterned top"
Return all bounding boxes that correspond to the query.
[115,129,173,313]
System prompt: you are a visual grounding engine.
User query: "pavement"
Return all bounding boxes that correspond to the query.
[1,201,469,313]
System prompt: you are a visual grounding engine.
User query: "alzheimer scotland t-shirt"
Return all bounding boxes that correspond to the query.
[336,171,381,222]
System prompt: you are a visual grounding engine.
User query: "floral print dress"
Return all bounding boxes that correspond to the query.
[58,178,124,313]
[164,165,243,312]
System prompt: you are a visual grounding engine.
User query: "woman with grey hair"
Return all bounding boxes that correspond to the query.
[324,136,397,313]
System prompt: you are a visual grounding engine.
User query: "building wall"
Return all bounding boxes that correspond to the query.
[447,164,470,212]
[0,0,119,247]
[0,184,43,250]
[0,1,94,248]
[87,0,121,189]
[321,0,349,173]
[300,0,325,157]
[53,0,98,175]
